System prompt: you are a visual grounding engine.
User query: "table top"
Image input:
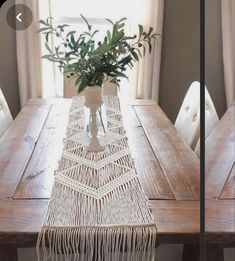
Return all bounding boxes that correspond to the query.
[205,104,235,246]
[205,104,235,199]
[0,98,232,247]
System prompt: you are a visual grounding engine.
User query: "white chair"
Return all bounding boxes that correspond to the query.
[0,88,13,138]
[63,72,118,98]
[194,88,219,157]
[175,81,200,150]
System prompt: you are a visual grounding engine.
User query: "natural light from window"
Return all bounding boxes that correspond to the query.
[39,0,158,98]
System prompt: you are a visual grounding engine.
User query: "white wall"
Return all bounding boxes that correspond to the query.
[159,0,200,123]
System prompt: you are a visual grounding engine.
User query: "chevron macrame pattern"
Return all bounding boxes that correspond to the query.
[37,96,157,261]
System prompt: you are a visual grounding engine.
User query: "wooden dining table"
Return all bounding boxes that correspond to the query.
[0,97,202,261]
[205,103,235,260]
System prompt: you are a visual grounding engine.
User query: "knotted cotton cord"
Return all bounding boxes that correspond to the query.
[37,96,157,261]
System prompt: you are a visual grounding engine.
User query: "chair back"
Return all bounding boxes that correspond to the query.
[63,72,118,98]
[0,89,13,138]
[194,87,219,156]
[175,81,200,150]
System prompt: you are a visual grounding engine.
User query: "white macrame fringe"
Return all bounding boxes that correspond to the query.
[37,225,157,261]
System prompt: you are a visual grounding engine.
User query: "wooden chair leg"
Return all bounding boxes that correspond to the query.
[0,245,18,261]
[182,244,199,261]
[206,244,224,261]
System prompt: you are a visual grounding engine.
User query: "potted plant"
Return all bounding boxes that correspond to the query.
[38,15,158,151]
[38,15,158,92]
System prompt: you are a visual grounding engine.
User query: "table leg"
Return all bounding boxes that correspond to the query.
[206,244,224,261]
[182,244,199,261]
[0,245,18,261]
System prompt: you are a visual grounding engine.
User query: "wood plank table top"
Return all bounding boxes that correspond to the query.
[205,104,235,246]
[0,97,201,248]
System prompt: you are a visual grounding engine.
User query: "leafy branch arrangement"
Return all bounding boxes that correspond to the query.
[38,15,159,93]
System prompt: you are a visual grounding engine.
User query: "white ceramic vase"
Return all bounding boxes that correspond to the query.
[84,86,105,152]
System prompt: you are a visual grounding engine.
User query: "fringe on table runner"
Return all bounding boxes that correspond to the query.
[37,224,157,261]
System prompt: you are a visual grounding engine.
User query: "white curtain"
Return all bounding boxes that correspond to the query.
[130,0,164,101]
[16,0,42,107]
[221,0,235,107]
[16,0,57,107]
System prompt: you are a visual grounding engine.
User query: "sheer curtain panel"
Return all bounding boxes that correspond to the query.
[15,0,42,106]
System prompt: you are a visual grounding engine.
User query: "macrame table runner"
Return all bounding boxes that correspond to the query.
[37,96,157,261]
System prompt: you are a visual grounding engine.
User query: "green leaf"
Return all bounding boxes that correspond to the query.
[138,24,143,40]
[41,55,58,62]
[58,65,63,72]
[147,41,152,54]
[37,27,49,33]
[78,78,88,93]
[123,36,136,40]
[107,30,111,41]
[66,31,77,38]
[131,50,139,61]
[41,54,52,59]
[91,30,99,38]
[42,29,53,34]
[55,46,59,53]
[118,55,132,66]
[71,34,76,46]
[110,78,117,83]
[104,36,108,44]
[135,48,142,58]
[45,33,49,43]
[129,60,134,67]
[60,24,70,29]
[81,32,91,37]
[39,20,48,26]
[113,30,124,43]
[105,18,114,25]
[80,14,92,31]
[148,27,154,36]
[113,70,128,78]
[107,72,116,77]
[65,51,75,57]
[143,46,146,56]
[47,57,59,62]
[75,76,81,86]
[45,42,52,53]
[46,17,53,25]
[143,32,148,38]
[117,23,125,29]
[117,17,127,23]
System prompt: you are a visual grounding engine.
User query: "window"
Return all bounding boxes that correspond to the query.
[38,0,162,99]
